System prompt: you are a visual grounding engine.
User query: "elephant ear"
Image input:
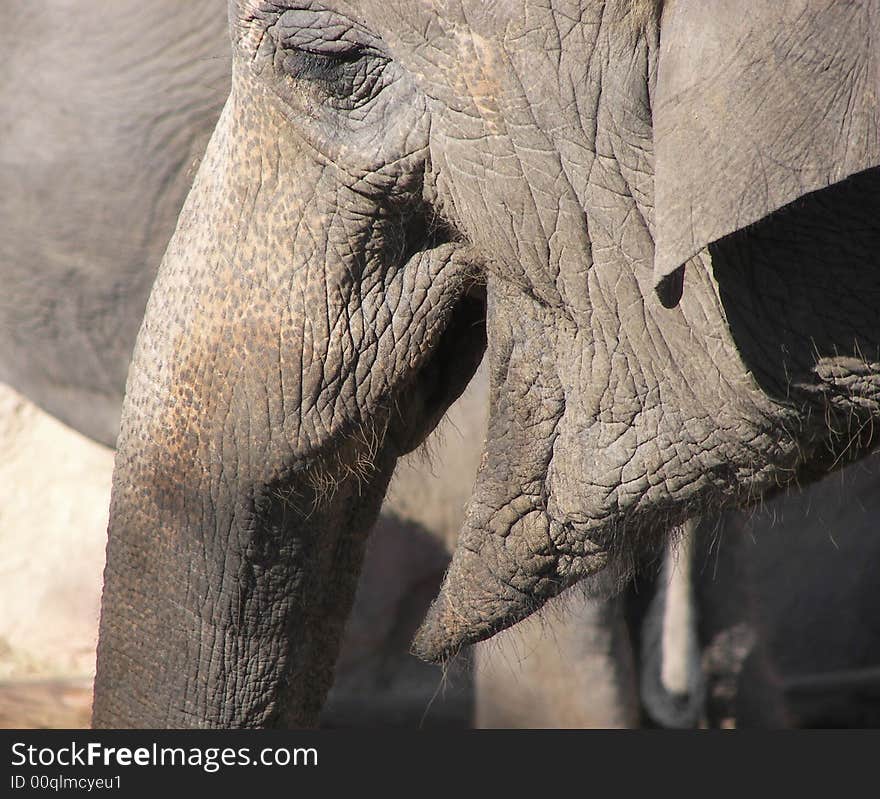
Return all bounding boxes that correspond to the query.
[652,0,880,305]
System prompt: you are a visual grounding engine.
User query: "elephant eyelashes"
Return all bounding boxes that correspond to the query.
[268,8,389,104]
[282,48,367,86]
[280,49,390,107]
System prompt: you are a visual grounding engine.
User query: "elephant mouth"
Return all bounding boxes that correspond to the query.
[389,274,487,456]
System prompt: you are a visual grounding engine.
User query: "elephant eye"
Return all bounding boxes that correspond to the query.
[281,45,378,94]
[268,9,390,105]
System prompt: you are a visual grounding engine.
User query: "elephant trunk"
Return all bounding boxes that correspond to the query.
[93,449,394,727]
[90,92,404,728]
[92,64,484,725]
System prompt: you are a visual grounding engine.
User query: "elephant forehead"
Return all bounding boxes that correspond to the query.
[231,0,501,31]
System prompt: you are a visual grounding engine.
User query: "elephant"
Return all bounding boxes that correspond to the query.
[0,0,229,447]
[716,463,880,728]
[0,0,473,728]
[77,0,880,728]
[5,1,880,729]
[645,462,880,729]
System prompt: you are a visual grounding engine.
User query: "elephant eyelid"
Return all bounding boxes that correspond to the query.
[280,48,375,91]
[264,8,391,105]
[271,8,385,59]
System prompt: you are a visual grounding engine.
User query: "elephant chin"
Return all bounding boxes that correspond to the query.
[410,561,548,664]
[412,515,622,663]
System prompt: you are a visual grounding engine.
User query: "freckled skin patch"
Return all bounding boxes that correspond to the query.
[449,29,507,134]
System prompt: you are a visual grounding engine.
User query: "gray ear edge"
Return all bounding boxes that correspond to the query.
[652,163,880,307]
[651,0,880,305]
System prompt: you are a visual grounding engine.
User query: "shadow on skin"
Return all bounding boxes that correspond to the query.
[712,166,880,473]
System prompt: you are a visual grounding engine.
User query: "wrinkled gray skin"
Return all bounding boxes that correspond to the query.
[6,0,873,732]
[86,0,880,727]
[0,0,469,727]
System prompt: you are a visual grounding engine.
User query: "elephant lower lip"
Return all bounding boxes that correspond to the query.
[411,591,525,664]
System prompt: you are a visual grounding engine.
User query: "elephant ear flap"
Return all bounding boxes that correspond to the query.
[652,0,880,306]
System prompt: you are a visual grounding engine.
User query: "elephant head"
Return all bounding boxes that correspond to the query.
[93,0,880,727]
